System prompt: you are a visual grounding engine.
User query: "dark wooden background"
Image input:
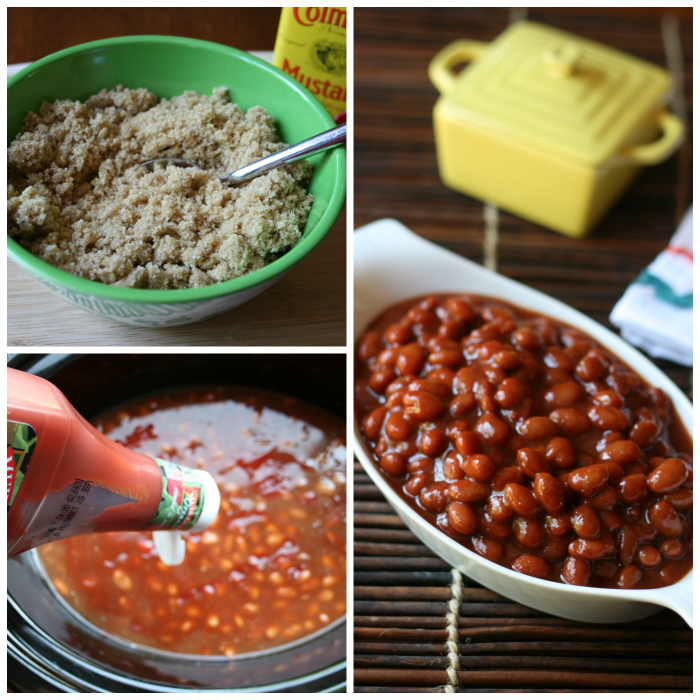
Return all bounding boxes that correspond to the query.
[354,7,693,694]
[7,7,281,62]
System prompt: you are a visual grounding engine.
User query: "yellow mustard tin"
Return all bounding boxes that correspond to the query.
[429,21,684,237]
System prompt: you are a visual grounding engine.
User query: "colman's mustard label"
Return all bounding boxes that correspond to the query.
[273,7,347,118]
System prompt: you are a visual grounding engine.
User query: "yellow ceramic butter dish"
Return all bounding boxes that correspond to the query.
[429,21,684,237]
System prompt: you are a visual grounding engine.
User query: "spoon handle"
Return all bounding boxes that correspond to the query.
[221,123,347,186]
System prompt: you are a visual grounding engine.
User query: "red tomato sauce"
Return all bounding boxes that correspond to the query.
[38,387,346,656]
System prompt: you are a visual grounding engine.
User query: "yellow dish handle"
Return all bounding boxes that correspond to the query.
[622,110,685,165]
[429,40,489,95]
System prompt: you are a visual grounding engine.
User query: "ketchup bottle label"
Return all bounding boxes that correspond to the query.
[7,421,37,509]
[150,458,206,530]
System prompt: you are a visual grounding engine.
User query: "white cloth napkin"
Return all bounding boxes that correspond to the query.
[610,207,693,366]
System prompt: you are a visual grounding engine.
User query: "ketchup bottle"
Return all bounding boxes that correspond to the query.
[7,368,220,564]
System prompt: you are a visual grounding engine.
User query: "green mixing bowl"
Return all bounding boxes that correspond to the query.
[7,36,346,327]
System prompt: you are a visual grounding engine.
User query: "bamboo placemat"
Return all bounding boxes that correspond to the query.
[354,462,693,693]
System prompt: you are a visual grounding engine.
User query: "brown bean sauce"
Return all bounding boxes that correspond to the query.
[38,386,346,655]
[355,294,692,590]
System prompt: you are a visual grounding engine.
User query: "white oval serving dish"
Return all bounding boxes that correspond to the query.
[353,218,693,627]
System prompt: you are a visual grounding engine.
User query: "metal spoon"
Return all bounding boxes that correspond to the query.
[141,122,346,186]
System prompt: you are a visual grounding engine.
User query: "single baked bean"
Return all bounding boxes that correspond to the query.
[368,369,396,394]
[544,381,582,408]
[598,508,624,532]
[386,389,408,409]
[512,327,541,350]
[588,405,629,432]
[455,430,480,457]
[581,485,618,510]
[624,461,649,477]
[474,380,497,414]
[545,513,571,538]
[615,564,642,589]
[429,348,464,367]
[491,349,521,371]
[357,331,384,362]
[663,488,692,510]
[570,505,601,540]
[448,479,491,503]
[567,465,609,498]
[592,389,624,408]
[495,377,525,408]
[549,408,590,435]
[427,367,455,386]
[504,483,542,518]
[374,346,400,370]
[396,343,426,376]
[362,406,387,442]
[545,436,576,469]
[454,366,478,394]
[419,482,448,514]
[512,554,552,580]
[385,412,414,441]
[472,535,504,562]
[603,461,624,484]
[439,319,467,341]
[403,390,445,421]
[615,525,639,566]
[447,502,479,534]
[442,450,464,480]
[648,501,684,537]
[474,413,510,446]
[516,447,550,478]
[462,454,497,482]
[568,533,615,561]
[512,357,540,383]
[408,378,452,400]
[405,472,430,496]
[543,347,576,373]
[449,393,476,417]
[490,466,525,492]
[420,428,446,457]
[648,458,688,494]
[409,457,433,474]
[628,419,660,448]
[477,511,513,540]
[533,473,566,516]
[446,297,476,323]
[658,537,685,559]
[513,518,546,549]
[379,453,407,477]
[484,492,513,521]
[384,323,413,345]
[561,557,591,586]
[428,336,460,353]
[637,545,661,568]
[616,474,649,505]
[600,440,642,466]
[544,368,573,386]
[447,419,471,439]
[576,349,609,382]
[540,537,570,561]
[517,416,557,442]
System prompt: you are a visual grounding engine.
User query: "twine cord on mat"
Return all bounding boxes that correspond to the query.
[483,203,499,272]
[443,568,465,692]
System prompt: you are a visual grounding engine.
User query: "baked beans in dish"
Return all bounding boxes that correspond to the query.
[355,294,692,589]
[38,387,346,656]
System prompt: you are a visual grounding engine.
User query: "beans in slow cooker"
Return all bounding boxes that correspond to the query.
[39,387,346,655]
[355,294,692,589]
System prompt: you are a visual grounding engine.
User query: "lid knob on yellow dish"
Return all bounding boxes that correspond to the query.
[543,44,581,78]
